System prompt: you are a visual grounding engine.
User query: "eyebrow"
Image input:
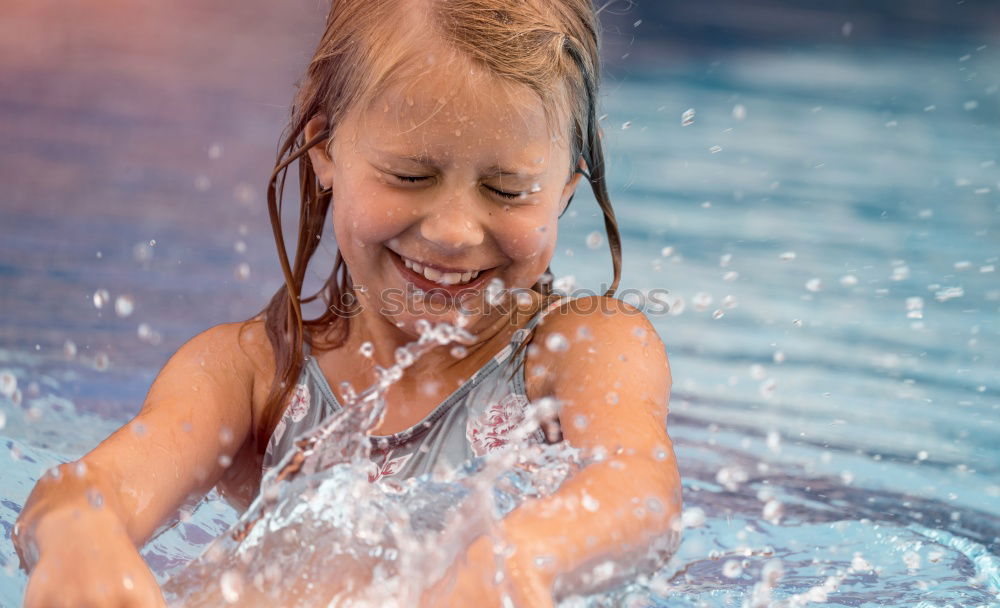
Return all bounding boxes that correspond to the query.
[386,152,544,179]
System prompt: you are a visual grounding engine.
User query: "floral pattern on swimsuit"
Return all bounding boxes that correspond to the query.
[466,393,531,457]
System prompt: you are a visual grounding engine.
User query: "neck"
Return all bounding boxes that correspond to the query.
[338,290,543,390]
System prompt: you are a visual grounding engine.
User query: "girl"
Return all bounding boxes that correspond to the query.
[14,0,682,605]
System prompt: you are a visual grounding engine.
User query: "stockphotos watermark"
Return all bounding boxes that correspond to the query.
[327,283,673,319]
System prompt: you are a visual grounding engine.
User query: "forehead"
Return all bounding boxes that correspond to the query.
[340,50,570,167]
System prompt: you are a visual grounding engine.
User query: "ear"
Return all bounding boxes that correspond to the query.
[304,114,335,190]
[558,156,587,216]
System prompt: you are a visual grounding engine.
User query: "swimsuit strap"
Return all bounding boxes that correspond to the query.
[511,294,572,346]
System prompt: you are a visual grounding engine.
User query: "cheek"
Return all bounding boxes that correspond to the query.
[330,182,411,246]
[498,211,558,264]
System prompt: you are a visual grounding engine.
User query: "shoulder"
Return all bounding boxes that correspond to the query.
[531,295,669,378]
[183,318,275,378]
[527,295,672,450]
[174,319,277,419]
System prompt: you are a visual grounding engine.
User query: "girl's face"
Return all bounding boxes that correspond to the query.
[307,55,581,339]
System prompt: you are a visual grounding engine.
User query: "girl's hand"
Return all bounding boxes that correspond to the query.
[22,507,166,608]
[419,534,554,608]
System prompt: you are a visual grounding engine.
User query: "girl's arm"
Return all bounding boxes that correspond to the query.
[423,297,681,606]
[503,297,681,596]
[14,321,264,602]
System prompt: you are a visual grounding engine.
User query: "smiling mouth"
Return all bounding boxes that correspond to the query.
[401,255,481,285]
[389,250,496,294]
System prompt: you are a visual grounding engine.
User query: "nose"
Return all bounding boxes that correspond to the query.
[417,191,486,251]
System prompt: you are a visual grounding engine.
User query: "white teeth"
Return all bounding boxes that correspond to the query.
[400,255,481,286]
[423,266,444,282]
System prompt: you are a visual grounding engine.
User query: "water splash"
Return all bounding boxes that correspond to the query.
[161,318,640,607]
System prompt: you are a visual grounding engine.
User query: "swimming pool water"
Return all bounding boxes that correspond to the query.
[1,39,998,607]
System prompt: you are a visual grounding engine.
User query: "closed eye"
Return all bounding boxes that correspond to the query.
[394,175,429,183]
[391,174,522,200]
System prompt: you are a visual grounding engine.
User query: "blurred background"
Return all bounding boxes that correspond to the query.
[1,0,998,606]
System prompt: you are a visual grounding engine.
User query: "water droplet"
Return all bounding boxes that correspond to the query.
[195,175,211,191]
[486,277,507,306]
[94,353,110,371]
[621,121,631,130]
[762,499,783,524]
[394,347,414,367]
[779,251,796,262]
[220,570,244,603]
[667,296,685,316]
[586,231,603,249]
[732,104,746,121]
[709,145,722,154]
[359,341,374,358]
[841,22,853,36]
[114,295,135,318]
[581,491,600,512]
[839,274,858,287]
[122,574,134,590]
[660,246,674,257]
[74,461,88,477]
[450,345,468,359]
[339,381,356,403]
[712,309,724,320]
[772,350,785,364]
[545,333,569,352]
[805,278,822,292]
[681,506,705,528]
[605,391,619,405]
[0,410,5,431]
[208,143,223,160]
[716,465,748,491]
[63,340,77,359]
[934,286,963,302]
[766,430,781,453]
[93,289,110,309]
[235,263,251,281]
[722,560,743,578]
[86,487,104,508]
[0,371,17,399]
[234,183,254,205]
[681,108,695,126]
[850,553,872,572]
[133,241,154,263]
[692,292,712,311]
[917,450,929,461]
[234,240,247,254]
[759,378,777,398]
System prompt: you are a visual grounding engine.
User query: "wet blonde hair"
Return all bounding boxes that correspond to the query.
[247,0,622,456]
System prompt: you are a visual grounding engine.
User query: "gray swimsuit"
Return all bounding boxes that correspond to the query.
[261,297,568,483]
